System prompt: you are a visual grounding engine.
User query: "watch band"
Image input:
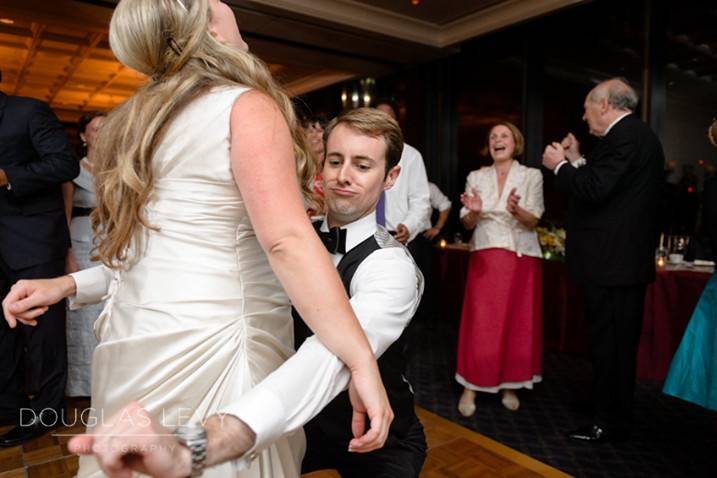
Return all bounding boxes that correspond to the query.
[173,426,207,477]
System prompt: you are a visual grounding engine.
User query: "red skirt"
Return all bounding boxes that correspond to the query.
[456,248,543,392]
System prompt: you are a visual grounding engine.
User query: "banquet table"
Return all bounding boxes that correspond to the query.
[434,244,713,381]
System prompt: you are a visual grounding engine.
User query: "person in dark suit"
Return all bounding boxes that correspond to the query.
[542,78,664,442]
[0,69,78,446]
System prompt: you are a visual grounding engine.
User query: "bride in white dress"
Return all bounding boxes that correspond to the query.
[2,0,392,476]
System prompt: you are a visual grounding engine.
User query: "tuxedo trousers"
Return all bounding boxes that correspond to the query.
[583,283,646,431]
[300,413,426,478]
[0,256,67,419]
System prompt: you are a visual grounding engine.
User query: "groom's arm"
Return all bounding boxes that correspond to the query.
[2,264,113,328]
[219,247,422,462]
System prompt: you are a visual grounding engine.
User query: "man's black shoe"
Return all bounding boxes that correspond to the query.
[0,409,63,447]
[567,424,629,443]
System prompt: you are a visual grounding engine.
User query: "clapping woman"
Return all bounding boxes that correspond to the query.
[456,122,545,415]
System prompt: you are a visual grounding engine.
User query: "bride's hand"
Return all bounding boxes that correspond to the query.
[2,276,76,328]
[346,360,393,453]
[68,401,191,478]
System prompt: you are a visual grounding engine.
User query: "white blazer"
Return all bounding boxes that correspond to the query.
[460,160,544,258]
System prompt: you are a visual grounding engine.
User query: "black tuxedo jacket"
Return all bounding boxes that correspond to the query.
[0,92,78,270]
[556,114,664,286]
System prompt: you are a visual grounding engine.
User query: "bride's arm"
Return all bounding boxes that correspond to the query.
[2,265,112,327]
[229,90,391,438]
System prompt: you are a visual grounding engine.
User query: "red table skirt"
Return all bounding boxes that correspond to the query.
[434,246,711,381]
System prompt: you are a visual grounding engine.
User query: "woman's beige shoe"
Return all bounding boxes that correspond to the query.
[458,390,477,417]
[501,390,520,411]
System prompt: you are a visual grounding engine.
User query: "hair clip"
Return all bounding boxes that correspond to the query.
[175,0,188,12]
[166,37,183,55]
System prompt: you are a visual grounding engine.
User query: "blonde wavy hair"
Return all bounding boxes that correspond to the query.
[91,0,312,268]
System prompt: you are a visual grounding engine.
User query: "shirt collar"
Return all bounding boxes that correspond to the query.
[603,112,630,136]
[321,211,377,255]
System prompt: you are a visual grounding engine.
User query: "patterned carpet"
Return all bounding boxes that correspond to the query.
[405,316,717,478]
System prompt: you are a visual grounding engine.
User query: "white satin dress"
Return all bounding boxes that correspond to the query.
[79,87,305,477]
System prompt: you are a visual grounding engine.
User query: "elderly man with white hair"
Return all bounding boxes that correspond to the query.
[543,78,664,443]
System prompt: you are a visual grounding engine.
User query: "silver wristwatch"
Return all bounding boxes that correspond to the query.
[173,426,207,477]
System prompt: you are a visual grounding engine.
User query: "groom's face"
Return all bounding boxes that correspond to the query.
[323,124,398,227]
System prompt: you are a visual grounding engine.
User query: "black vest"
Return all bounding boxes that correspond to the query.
[293,226,417,444]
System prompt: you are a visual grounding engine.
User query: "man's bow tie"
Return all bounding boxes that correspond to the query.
[318,227,347,254]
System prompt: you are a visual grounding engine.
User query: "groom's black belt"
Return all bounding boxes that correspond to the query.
[72,207,93,218]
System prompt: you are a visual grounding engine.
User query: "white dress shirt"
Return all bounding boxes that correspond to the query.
[460,161,544,258]
[68,211,423,461]
[428,182,452,212]
[384,143,431,242]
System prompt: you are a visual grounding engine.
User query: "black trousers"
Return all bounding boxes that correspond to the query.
[301,415,427,478]
[583,283,647,431]
[0,256,67,418]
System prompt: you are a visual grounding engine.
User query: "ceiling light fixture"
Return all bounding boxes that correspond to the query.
[410,0,421,6]
[0,18,15,25]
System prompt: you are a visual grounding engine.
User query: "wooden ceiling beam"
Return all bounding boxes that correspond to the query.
[11,22,45,95]
[0,0,111,34]
[47,32,104,104]
[80,64,130,110]
[0,24,101,47]
[0,44,110,60]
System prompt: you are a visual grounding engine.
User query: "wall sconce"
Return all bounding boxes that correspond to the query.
[340,78,376,109]
[360,78,375,107]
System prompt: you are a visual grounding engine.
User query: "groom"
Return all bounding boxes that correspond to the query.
[292,107,427,477]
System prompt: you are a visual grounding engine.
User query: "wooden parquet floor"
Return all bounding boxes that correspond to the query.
[0,402,570,477]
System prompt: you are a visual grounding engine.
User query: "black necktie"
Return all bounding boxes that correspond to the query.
[319,227,347,254]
